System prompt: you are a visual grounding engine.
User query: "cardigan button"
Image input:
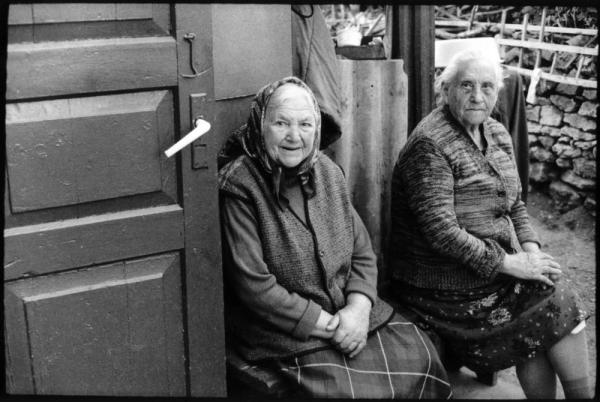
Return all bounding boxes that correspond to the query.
[498,190,506,197]
[319,250,325,257]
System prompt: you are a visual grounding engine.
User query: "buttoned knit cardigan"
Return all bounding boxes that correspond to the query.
[390,106,540,290]
[219,154,393,361]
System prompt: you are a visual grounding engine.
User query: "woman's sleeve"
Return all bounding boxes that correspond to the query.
[344,206,378,305]
[501,144,541,247]
[510,189,541,247]
[401,137,506,280]
[221,195,321,340]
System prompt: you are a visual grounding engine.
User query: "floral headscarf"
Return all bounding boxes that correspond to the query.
[239,76,322,199]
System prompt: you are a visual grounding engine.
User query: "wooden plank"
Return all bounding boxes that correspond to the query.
[3,205,184,281]
[8,20,168,45]
[129,256,186,395]
[8,4,33,25]
[336,45,386,60]
[5,254,185,395]
[212,4,291,100]
[4,192,178,234]
[6,36,177,100]
[156,92,179,205]
[496,37,598,56]
[6,91,173,212]
[327,60,408,276]
[435,20,598,36]
[121,255,185,396]
[518,13,529,69]
[175,4,226,396]
[116,3,153,20]
[505,65,597,88]
[33,3,116,23]
[4,284,35,393]
[152,4,171,34]
[533,7,547,70]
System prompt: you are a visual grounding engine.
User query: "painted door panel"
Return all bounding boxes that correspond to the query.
[5,254,185,396]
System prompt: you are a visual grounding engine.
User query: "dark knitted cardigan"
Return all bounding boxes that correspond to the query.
[390,106,540,290]
[219,154,393,361]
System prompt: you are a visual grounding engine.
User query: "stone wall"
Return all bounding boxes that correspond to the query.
[527,85,597,214]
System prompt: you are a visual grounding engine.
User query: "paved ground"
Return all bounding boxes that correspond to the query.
[450,367,526,399]
[450,366,571,399]
[451,189,596,399]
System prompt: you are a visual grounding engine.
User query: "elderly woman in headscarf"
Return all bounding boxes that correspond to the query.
[218,76,451,398]
[389,49,591,399]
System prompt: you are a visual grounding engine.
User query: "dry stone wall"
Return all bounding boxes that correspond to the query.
[527,85,597,214]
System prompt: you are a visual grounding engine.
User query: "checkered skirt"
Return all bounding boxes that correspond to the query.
[271,313,452,398]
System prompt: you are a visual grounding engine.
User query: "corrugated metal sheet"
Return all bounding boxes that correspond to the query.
[325,59,408,279]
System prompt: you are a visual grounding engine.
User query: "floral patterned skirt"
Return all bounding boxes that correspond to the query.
[392,276,588,373]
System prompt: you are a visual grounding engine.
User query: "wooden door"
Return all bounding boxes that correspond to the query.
[4,3,217,396]
[4,3,291,396]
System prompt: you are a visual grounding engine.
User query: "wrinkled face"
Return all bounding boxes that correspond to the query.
[443,58,499,131]
[263,84,316,168]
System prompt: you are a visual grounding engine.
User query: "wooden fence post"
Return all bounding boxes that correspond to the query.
[390,5,435,134]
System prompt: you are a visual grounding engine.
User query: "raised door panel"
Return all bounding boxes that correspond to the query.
[6,91,175,211]
[5,254,185,396]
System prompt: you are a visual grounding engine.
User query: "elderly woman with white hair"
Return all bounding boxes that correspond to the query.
[389,49,592,398]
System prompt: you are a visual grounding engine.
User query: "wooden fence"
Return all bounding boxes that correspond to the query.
[435,7,598,89]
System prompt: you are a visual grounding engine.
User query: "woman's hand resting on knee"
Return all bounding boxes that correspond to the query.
[501,244,562,286]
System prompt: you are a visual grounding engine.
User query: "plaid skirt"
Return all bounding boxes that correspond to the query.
[270,312,452,399]
[393,277,588,373]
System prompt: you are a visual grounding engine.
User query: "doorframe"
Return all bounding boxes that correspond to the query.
[174,4,226,397]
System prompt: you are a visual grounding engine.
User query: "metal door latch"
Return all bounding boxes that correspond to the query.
[164,118,211,159]
[182,33,201,78]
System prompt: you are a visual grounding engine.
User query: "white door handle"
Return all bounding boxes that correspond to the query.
[164,118,211,158]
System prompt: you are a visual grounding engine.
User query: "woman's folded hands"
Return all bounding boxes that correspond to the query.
[326,293,372,358]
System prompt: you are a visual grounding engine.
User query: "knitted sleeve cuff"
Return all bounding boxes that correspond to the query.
[475,239,506,281]
[518,232,541,248]
[486,248,506,281]
[291,299,321,340]
[344,278,377,306]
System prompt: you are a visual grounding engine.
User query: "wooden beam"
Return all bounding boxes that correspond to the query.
[496,37,598,56]
[391,5,435,134]
[435,20,597,36]
[6,36,177,100]
[505,65,597,88]
[4,205,184,280]
[534,7,547,70]
[518,13,529,69]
